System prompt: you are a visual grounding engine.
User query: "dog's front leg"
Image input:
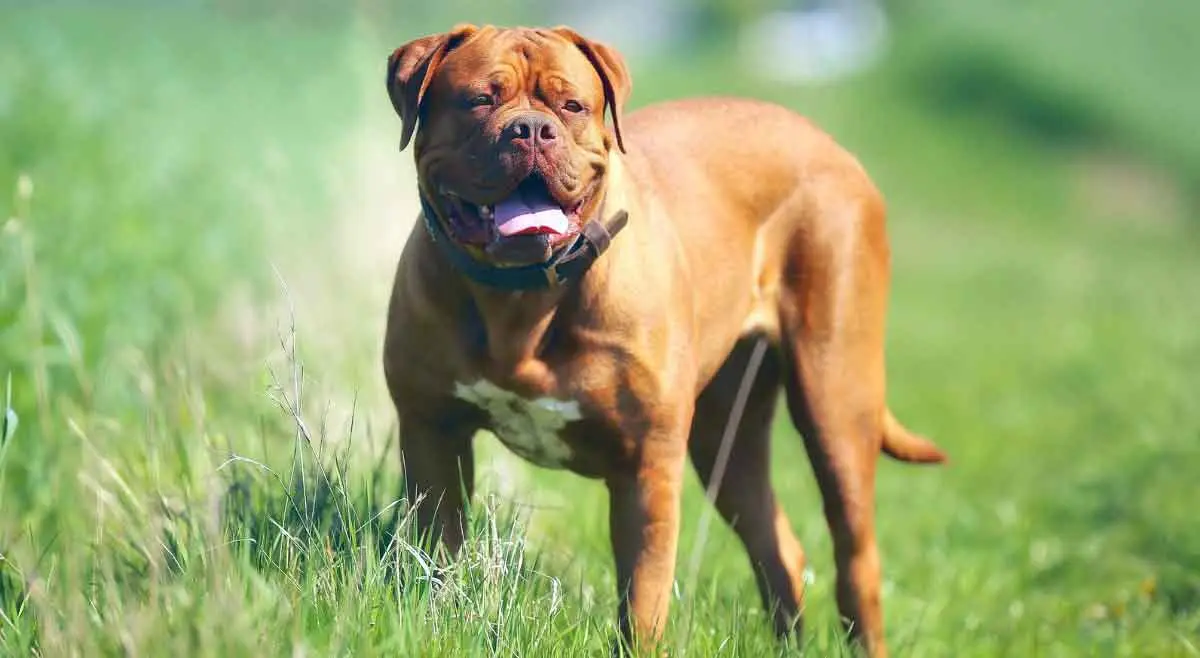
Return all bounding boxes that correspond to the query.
[398,414,475,558]
[607,414,690,652]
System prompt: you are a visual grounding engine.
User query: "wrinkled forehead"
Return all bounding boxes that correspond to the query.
[436,28,600,94]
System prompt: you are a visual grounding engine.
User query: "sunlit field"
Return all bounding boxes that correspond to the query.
[2,3,1197,656]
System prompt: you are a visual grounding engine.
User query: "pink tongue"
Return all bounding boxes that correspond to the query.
[494,187,568,237]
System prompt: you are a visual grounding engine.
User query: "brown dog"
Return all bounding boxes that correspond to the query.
[382,24,945,657]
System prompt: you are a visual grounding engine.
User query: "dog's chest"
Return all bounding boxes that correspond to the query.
[453,379,581,469]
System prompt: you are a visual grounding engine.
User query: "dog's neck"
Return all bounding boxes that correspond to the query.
[467,283,565,372]
[466,151,631,375]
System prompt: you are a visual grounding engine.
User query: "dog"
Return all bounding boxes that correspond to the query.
[382,24,946,657]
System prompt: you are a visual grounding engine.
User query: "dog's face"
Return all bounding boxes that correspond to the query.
[387,25,631,265]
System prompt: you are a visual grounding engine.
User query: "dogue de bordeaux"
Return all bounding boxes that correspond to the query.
[382,23,946,657]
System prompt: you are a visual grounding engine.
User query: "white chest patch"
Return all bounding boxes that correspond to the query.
[453,379,581,469]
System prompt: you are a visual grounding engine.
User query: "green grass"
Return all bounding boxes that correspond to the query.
[2,3,1199,656]
[897,0,1200,190]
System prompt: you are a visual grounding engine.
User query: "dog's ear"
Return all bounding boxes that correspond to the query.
[550,27,632,153]
[386,24,478,152]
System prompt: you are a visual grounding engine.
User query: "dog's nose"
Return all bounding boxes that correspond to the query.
[504,113,557,146]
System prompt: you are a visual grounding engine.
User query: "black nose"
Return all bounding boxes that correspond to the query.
[504,113,557,146]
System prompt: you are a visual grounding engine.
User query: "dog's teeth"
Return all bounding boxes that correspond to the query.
[480,205,494,219]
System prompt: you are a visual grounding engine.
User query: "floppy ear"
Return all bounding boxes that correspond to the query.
[386,24,478,152]
[550,27,632,153]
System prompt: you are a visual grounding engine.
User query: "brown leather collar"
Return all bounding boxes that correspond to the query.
[419,194,628,290]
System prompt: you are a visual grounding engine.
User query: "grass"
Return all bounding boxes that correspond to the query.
[2,2,1199,656]
[896,0,1200,190]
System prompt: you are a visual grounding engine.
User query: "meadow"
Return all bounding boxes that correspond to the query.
[1,3,1198,656]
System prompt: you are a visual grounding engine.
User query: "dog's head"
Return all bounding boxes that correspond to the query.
[386,24,631,266]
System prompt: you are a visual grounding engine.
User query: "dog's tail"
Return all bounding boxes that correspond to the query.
[882,409,947,464]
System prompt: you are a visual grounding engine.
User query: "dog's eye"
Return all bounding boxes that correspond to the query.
[563,100,585,113]
[469,94,494,108]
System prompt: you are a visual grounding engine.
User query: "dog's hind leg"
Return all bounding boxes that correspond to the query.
[687,336,809,637]
[775,196,895,657]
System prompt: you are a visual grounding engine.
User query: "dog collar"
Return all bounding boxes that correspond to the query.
[419,194,628,291]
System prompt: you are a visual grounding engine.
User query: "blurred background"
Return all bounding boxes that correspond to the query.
[1,0,1198,655]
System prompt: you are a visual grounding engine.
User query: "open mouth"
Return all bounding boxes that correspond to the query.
[439,175,594,246]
